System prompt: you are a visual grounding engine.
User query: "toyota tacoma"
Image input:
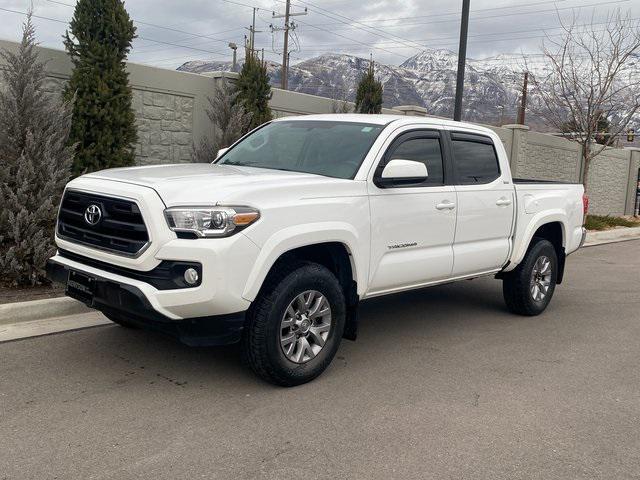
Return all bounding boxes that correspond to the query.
[47,114,587,386]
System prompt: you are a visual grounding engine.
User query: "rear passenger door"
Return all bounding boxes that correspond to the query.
[447,131,515,276]
[367,129,457,294]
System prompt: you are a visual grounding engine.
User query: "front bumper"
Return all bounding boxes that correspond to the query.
[47,259,246,346]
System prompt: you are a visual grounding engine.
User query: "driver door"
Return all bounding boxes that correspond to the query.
[367,129,457,296]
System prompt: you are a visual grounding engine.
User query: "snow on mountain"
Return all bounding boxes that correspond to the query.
[177,48,638,129]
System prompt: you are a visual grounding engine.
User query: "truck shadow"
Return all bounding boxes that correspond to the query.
[63,276,509,387]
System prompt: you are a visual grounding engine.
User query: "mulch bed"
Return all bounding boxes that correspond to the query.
[0,283,65,305]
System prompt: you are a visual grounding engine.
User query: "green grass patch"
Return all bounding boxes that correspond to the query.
[585,215,639,231]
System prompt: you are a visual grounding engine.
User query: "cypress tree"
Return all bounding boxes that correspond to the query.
[235,51,272,132]
[355,60,383,114]
[0,15,74,285]
[63,0,137,176]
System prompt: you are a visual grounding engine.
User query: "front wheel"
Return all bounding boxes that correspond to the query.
[241,262,346,386]
[503,238,558,316]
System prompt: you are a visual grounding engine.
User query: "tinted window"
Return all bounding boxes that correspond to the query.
[452,139,500,184]
[218,121,384,179]
[388,137,444,185]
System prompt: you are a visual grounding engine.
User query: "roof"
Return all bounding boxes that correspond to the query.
[273,113,496,136]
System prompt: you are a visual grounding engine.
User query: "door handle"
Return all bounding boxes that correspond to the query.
[436,201,456,210]
[496,198,512,207]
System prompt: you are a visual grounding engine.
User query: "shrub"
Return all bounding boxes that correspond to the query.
[355,61,383,114]
[193,80,252,162]
[585,215,639,231]
[64,0,137,176]
[236,51,272,132]
[0,15,74,286]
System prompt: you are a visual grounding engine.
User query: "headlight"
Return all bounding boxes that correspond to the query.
[164,206,260,238]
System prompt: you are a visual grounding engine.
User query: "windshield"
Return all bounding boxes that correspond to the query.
[216,120,385,179]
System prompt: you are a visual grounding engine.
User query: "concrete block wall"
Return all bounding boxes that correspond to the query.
[521,131,582,182]
[625,149,640,215]
[586,147,632,215]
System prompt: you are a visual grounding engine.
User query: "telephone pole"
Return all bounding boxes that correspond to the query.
[229,42,238,71]
[272,0,307,90]
[244,7,262,59]
[453,0,471,121]
[517,71,529,125]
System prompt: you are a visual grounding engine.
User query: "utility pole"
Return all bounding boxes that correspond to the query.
[517,71,529,125]
[245,7,262,59]
[229,42,238,71]
[453,0,471,121]
[272,1,307,90]
[496,105,504,126]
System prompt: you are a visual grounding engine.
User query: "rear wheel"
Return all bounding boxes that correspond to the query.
[503,238,558,316]
[241,262,346,386]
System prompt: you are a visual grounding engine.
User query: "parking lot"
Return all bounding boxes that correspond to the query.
[1,240,639,479]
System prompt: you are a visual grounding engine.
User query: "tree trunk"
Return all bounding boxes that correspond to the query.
[581,143,591,194]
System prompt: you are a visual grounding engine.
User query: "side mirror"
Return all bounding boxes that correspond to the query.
[216,147,229,159]
[377,159,428,187]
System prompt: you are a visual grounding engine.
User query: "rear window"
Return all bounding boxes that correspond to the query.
[451,135,500,185]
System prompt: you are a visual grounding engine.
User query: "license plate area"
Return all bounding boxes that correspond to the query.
[66,270,96,305]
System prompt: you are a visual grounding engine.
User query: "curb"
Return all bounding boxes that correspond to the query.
[0,312,110,343]
[584,226,640,247]
[0,296,91,326]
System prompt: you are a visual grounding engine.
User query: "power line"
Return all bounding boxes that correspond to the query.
[285,16,640,50]
[0,7,232,57]
[45,0,242,46]
[278,0,427,52]
[309,0,569,25]
[302,0,630,29]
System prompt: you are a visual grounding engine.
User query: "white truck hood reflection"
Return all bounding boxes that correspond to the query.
[84,163,348,206]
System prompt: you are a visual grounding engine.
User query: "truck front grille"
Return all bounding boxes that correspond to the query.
[57,190,150,257]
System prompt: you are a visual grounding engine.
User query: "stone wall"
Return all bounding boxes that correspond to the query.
[133,90,194,165]
[521,131,582,182]
[587,147,633,215]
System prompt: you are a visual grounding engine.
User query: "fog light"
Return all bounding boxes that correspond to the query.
[184,268,199,285]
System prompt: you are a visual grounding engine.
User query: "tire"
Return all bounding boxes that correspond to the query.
[503,238,558,316]
[241,261,346,387]
[104,312,140,329]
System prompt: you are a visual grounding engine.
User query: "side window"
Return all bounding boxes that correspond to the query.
[387,137,444,185]
[451,136,500,185]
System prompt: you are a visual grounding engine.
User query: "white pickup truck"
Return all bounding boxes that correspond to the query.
[47,114,587,386]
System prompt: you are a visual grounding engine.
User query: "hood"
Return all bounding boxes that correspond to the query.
[83,163,351,206]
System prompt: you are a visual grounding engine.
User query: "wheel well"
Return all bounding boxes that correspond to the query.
[270,242,355,296]
[532,222,566,284]
[265,242,359,340]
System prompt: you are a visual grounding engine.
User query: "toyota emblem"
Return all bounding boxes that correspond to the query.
[84,204,102,226]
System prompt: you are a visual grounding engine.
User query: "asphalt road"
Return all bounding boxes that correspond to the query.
[2,241,639,480]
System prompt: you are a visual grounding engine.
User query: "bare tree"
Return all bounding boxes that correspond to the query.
[331,85,353,114]
[192,79,252,163]
[528,10,640,192]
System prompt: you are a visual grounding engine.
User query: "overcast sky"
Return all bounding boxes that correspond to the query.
[1,0,638,69]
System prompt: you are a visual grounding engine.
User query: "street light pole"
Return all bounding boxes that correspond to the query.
[453,0,470,121]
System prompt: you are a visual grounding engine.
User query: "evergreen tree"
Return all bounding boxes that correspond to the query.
[355,60,383,114]
[63,0,137,176]
[193,80,252,162]
[235,51,272,132]
[0,15,74,286]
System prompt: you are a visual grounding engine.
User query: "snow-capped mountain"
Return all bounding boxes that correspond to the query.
[178,49,637,129]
